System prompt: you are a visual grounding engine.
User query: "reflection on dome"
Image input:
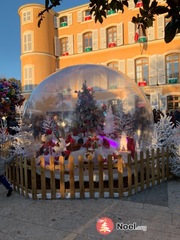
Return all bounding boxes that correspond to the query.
[23,64,153,151]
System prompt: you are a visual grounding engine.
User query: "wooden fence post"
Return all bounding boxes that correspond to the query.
[134,152,138,193]
[50,156,56,199]
[146,149,150,189]
[161,147,165,181]
[151,149,155,187]
[40,157,46,200]
[16,158,20,193]
[88,156,94,198]
[78,155,85,199]
[69,155,75,199]
[98,155,104,198]
[140,151,144,191]
[24,157,29,198]
[117,155,123,198]
[156,148,160,184]
[59,156,65,199]
[19,155,24,196]
[108,155,114,198]
[31,157,37,200]
[128,154,132,196]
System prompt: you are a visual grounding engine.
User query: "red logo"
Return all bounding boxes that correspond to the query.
[96,217,114,235]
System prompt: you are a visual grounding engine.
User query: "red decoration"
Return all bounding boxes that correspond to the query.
[62,52,69,56]
[46,129,52,135]
[136,0,143,8]
[127,137,135,158]
[108,42,116,48]
[85,15,91,21]
[138,81,147,87]
[87,87,93,92]
[134,31,139,42]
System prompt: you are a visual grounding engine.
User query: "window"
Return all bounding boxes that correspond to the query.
[85,9,91,16]
[166,54,180,83]
[22,10,32,23]
[107,61,118,71]
[157,15,165,39]
[60,37,68,55]
[135,58,149,85]
[83,32,92,52]
[167,95,180,111]
[23,32,32,52]
[60,16,68,27]
[84,9,91,21]
[24,66,34,92]
[107,27,117,47]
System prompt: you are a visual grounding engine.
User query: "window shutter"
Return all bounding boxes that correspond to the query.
[128,0,135,9]
[77,33,83,53]
[68,13,72,26]
[54,16,59,28]
[159,95,167,111]
[77,11,82,22]
[149,55,158,85]
[100,28,106,49]
[24,66,34,91]
[157,15,164,39]
[118,60,125,73]
[117,23,123,46]
[54,36,60,56]
[128,21,135,44]
[127,59,135,80]
[157,54,165,84]
[92,29,98,50]
[150,93,159,109]
[68,35,74,55]
[147,25,155,41]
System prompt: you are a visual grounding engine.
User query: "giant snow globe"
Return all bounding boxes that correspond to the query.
[22,64,154,162]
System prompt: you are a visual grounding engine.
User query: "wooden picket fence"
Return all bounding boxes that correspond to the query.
[4,147,171,200]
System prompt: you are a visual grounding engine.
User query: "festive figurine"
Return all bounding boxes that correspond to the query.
[39,130,55,156]
[119,131,128,151]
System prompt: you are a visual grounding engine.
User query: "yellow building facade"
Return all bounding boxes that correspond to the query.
[18,1,180,112]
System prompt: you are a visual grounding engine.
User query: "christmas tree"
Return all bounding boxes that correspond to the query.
[150,115,174,151]
[150,114,180,177]
[112,99,135,137]
[42,114,60,139]
[104,105,114,135]
[170,121,180,177]
[72,81,105,135]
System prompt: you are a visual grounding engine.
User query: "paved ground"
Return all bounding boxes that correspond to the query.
[0,179,179,240]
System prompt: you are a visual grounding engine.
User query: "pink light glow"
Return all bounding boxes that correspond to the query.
[99,136,118,148]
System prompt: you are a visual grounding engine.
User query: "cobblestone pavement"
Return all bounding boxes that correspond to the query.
[0,179,179,240]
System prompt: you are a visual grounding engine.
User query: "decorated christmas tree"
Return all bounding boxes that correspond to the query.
[72,81,105,135]
[0,79,25,146]
[0,78,25,117]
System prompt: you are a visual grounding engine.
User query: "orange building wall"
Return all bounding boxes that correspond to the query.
[18,4,56,93]
[18,2,180,110]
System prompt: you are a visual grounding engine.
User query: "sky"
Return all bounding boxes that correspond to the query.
[0,0,88,80]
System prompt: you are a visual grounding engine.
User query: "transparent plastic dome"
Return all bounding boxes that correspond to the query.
[22,64,153,151]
